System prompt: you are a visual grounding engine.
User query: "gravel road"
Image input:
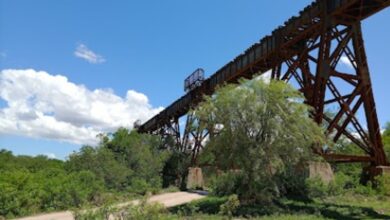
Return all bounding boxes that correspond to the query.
[15,191,206,220]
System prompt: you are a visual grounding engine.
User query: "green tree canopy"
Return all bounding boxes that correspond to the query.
[195,79,326,203]
[382,122,390,162]
[66,128,169,193]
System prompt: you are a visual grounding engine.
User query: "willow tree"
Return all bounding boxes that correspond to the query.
[383,122,390,162]
[195,79,326,203]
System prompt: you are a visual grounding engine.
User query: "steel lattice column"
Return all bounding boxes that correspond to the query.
[351,23,388,166]
[274,21,389,168]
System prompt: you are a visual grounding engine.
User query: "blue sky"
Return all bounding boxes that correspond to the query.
[1,1,390,160]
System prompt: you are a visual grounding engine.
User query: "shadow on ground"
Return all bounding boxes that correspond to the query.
[278,200,390,220]
[170,196,390,219]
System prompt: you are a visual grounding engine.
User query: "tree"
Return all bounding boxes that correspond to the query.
[195,79,326,203]
[66,128,169,193]
[66,146,130,190]
[382,122,390,162]
[103,128,170,192]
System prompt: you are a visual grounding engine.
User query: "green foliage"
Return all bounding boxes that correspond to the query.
[171,196,228,216]
[219,194,240,217]
[305,177,329,199]
[375,174,390,196]
[0,128,170,218]
[66,128,169,194]
[66,146,130,191]
[210,171,242,197]
[162,150,191,190]
[0,151,103,218]
[171,194,390,219]
[327,172,351,196]
[383,122,390,162]
[302,170,390,199]
[195,79,326,203]
[74,197,167,220]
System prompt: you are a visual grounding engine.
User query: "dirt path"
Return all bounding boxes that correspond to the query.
[15,191,206,220]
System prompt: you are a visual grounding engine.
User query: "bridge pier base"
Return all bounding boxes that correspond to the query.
[306,161,334,184]
[186,167,204,190]
[376,166,390,176]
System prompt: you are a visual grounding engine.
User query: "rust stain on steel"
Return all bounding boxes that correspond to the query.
[138,0,390,172]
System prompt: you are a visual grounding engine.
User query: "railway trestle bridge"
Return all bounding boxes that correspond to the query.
[138,0,390,177]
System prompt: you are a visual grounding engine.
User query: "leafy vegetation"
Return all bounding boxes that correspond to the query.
[1,78,390,219]
[67,128,169,194]
[383,122,390,162]
[169,192,390,219]
[0,150,103,218]
[0,129,169,218]
[194,79,326,203]
[74,196,168,220]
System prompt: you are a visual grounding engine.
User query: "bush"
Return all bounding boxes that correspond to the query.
[376,174,390,196]
[127,178,159,195]
[161,150,190,190]
[305,177,329,199]
[171,197,228,215]
[0,129,169,218]
[304,172,365,199]
[74,197,167,220]
[354,181,377,196]
[0,168,104,218]
[326,172,352,196]
[219,194,240,218]
[210,171,242,197]
[67,129,169,194]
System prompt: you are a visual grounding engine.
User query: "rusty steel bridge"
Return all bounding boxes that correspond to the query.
[138,0,390,176]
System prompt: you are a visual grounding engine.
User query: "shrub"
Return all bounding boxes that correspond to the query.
[353,181,377,196]
[161,150,190,190]
[376,174,390,196]
[327,172,354,196]
[73,197,167,220]
[219,194,240,218]
[127,178,157,195]
[211,171,242,197]
[305,177,329,199]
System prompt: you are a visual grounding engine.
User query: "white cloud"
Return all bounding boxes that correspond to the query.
[43,153,57,159]
[0,69,163,145]
[340,56,355,69]
[74,44,105,64]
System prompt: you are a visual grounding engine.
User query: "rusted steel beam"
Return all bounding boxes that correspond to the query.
[138,0,390,172]
[139,0,389,133]
[351,22,388,166]
[323,154,374,163]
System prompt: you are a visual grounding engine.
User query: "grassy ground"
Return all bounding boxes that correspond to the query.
[148,214,329,220]
[168,193,390,220]
[73,189,390,219]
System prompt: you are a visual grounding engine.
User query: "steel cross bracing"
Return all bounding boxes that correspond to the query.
[149,112,210,164]
[138,0,390,172]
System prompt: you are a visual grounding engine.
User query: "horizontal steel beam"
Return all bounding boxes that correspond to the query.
[322,154,374,163]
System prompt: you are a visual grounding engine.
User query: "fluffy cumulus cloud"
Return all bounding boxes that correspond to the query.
[74,44,105,64]
[0,69,163,145]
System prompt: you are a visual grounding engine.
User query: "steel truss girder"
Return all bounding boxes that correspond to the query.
[139,1,390,176]
[274,21,388,166]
